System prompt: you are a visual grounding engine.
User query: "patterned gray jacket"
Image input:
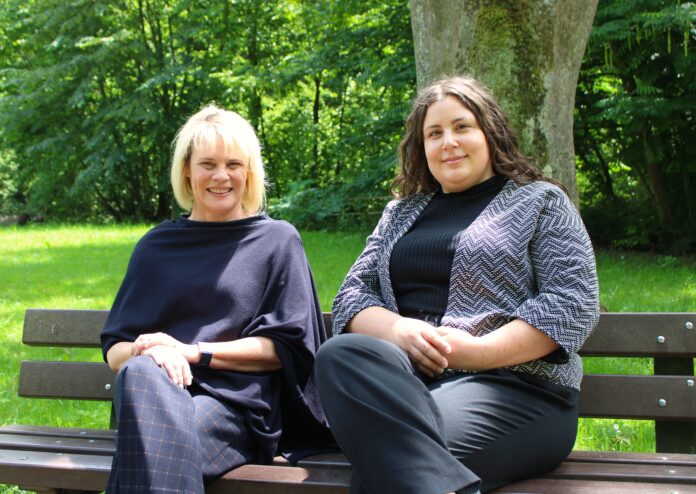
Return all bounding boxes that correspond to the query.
[331,179,600,390]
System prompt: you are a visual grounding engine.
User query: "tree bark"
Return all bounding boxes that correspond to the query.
[409,0,598,205]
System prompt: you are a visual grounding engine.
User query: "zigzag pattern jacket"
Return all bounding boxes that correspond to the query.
[331,179,600,390]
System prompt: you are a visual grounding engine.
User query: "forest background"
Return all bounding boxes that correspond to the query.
[0,0,695,253]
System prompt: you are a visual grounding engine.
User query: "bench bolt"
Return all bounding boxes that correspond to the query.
[656,336,665,344]
[686,321,693,330]
[658,399,667,407]
[105,384,112,391]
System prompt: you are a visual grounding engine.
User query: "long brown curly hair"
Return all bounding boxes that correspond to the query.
[393,75,563,197]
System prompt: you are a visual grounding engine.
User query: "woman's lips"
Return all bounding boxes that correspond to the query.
[208,187,233,194]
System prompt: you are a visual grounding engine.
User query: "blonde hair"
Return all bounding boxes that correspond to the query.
[170,104,266,214]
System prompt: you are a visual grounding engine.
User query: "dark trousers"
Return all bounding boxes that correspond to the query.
[107,356,254,494]
[315,334,579,494]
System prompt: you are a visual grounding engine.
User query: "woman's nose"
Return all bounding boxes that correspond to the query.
[442,130,457,149]
[212,165,228,180]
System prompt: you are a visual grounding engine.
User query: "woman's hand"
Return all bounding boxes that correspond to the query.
[391,318,451,377]
[131,332,182,356]
[141,344,193,388]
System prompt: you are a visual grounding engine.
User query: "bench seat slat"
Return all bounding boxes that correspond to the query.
[579,374,696,420]
[294,451,696,469]
[19,361,115,400]
[0,448,111,492]
[549,460,696,484]
[0,425,116,441]
[568,449,696,466]
[492,478,696,493]
[0,433,114,455]
[2,439,696,493]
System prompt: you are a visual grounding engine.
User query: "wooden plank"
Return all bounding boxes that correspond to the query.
[22,309,696,355]
[21,309,696,357]
[0,425,116,440]
[23,309,108,347]
[296,453,350,469]
[0,448,111,492]
[493,478,696,493]
[0,433,114,455]
[295,450,696,470]
[568,449,696,466]
[212,465,350,494]
[579,374,696,420]
[19,362,115,400]
[548,459,696,484]
[580,312,696,357]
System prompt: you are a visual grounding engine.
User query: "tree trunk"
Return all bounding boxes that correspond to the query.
[409,0,598,205]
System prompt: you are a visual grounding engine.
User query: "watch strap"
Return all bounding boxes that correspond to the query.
[197,342,213,367]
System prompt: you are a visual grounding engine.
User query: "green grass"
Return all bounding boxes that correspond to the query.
[0,225,695,485]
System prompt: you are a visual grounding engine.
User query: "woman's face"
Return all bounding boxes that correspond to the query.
[185,136,248,222]
[422,95,493,193]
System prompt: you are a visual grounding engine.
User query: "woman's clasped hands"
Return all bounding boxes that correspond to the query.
[390,318,452,377]
[132,332,194,388]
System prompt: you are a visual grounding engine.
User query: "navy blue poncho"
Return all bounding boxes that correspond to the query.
[101,214,331,462]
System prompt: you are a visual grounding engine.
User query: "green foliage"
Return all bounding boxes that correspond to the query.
[0,0,414,227]
[575,0,696,253]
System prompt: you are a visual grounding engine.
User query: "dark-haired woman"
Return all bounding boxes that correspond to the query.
[316,76,599,494]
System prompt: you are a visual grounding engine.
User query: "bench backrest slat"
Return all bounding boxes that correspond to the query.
[581,313,696,357]
[17,363,695,422]
[23,309,106,347]
[18,362,114,400]
[580,375,696,420]
[24,309,696,357]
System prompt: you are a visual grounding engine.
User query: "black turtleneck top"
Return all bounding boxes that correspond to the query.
[390,175,508,318]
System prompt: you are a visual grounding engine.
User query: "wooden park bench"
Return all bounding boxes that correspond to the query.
[1,309,695,493]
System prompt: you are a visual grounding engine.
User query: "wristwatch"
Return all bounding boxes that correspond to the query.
[197,342,214,367]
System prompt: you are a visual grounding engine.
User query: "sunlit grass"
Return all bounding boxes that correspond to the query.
[0,225,694,482]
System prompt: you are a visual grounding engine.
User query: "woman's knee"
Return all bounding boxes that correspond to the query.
[316,333,411,378]
[119,354,160,374]
[116,355,171,396]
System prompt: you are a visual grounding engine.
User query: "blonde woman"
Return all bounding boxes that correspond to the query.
[102,105,330,493]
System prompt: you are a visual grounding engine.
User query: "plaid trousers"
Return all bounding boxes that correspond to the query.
[106,356,254,493]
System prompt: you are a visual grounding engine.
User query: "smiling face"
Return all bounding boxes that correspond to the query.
[422,95,493,193]
[185,136,249,222]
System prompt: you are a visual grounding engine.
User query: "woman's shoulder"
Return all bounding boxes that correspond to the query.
[505,179,572,207]
[384,192,432,216]
[257,215,305,249]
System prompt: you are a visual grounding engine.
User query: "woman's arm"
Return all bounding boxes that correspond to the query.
[107,333,281,387]
[437,319,559,371]
[187,336,281,372]
[348,307,451,376]
[129,332,281,371]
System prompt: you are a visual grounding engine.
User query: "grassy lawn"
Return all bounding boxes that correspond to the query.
[0,224,694,470]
